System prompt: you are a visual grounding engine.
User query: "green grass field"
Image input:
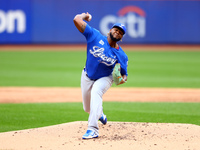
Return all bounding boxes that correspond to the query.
[0,49,200,133]
[0,102,199,133]
[0,51,200,88]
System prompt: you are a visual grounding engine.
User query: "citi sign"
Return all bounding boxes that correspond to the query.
[100,6,146,38]
[0,10,26,33]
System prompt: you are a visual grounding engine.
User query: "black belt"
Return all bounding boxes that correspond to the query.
[84,68,97,81]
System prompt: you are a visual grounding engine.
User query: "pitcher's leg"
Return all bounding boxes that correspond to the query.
[81,70,94,113]
[88,75,113,133]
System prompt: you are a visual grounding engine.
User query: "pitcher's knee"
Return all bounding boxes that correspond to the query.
[83,107,90,113]
[91,88,103,97]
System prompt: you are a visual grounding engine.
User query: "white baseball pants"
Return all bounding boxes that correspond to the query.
[81,69,113,134]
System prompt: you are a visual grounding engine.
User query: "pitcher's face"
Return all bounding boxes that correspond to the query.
[109,27,124,42]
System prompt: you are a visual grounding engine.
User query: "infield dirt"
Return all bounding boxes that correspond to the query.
[1,87,200,103]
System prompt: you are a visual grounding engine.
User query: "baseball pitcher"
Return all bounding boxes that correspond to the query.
[73,12,128,139]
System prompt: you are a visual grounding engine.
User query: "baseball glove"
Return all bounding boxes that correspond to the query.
[112,63,123,85]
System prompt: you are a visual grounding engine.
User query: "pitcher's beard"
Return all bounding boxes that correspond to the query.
[110,32,121,42]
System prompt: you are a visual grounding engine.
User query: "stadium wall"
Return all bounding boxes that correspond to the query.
[0,0,200,44]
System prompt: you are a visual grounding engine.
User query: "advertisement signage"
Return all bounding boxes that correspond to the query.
[0,0,31,43]
[0,0,199,44]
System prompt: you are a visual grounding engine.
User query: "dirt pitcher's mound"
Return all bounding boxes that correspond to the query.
[0,121,199,150]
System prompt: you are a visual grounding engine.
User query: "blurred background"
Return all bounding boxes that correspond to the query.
[0,0,200,88]
[0,0,200,45]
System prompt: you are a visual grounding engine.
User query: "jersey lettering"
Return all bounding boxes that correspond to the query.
[90,46,117,66]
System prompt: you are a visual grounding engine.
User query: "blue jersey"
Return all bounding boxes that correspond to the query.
[82,24,128,80]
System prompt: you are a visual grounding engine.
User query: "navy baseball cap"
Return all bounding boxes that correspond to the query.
[112,23,126,35]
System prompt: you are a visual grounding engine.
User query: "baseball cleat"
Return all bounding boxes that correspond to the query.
[82,130,98,139]
[99,113,107,125]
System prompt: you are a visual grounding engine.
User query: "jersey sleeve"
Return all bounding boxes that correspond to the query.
[120,54,128,76]
[82,24,99,43]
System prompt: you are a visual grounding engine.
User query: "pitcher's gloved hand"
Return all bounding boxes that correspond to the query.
[112,63,124,85]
